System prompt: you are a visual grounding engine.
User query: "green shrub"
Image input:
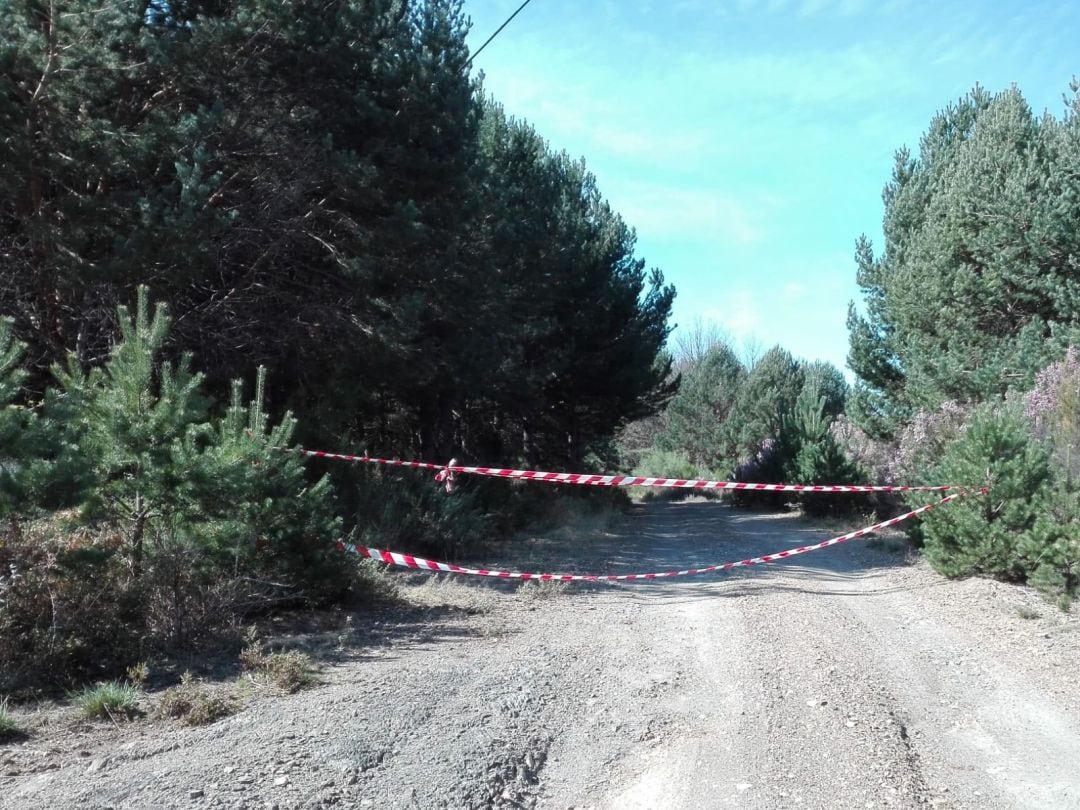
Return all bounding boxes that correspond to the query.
[187,367,357,607]
[631,449,716,501]
[918,402,1052,580]
[1019,482,1080,608]
[0,698,22,739]
[351,470,494,559]
[785,390,866,517]
[72,680,141,719]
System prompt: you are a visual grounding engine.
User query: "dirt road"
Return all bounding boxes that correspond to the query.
[5,501,1080,809]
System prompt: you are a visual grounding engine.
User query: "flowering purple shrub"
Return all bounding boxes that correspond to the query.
[829,414,893,483]
[1023,347,1080,481]
[889,401,974,485]
[831,403,974,487]
[730,437,789,510]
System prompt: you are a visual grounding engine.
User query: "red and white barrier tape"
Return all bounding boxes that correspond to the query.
[283,447,955,493]
[336,490,981,580]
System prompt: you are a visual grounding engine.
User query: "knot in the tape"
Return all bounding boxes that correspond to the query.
[435,458,457,493]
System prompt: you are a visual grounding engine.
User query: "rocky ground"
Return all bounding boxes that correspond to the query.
[3,499,1080,809]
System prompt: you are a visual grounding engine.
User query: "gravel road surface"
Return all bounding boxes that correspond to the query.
[4,500,1080,809]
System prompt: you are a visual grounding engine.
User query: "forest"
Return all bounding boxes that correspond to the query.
[1,0,1079,694]
[649,82,1080,610]
[0,0,675,688]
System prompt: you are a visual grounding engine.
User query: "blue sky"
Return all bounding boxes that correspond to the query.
[463,0,1079,371]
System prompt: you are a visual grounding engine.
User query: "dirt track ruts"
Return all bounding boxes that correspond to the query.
[5,500,1080,809]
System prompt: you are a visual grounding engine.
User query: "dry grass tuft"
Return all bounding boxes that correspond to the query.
[157,672,238,726]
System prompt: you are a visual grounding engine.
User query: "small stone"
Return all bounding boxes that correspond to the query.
[274,776,289,787]
[237,774,254,784]
[86,759,106,774]
[736,783,752,792]
[189,789,204,799]
[224,766,236,775]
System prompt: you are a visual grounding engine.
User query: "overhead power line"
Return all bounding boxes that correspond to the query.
[465,0,536,68]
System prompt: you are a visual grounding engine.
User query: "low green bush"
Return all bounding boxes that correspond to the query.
[0,698,22,738]
[917,402,1051,582]
[632,449,716,501]
[72,680,141,720]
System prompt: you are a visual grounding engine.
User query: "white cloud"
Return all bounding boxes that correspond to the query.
[782,281,807,301]
[607,182,770,246]
[676,44,915,108]
[703,289,762,340]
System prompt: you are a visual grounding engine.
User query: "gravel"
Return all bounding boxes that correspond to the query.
[3,500,1080,809]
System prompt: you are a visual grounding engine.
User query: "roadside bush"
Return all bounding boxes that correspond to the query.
[917,402,1051,581]
[785,390,865,517]
[353,470,494,559]
[239,629,318,693]
[0,289,379,692]
[729,437,789,511]
[1025,346,1079,482]
[0,522,148,692]
[72,680,141,720]
[631,449,715,501]
[730,388,866,516]
[0,698,21,739]
[185,369,358,609]
[829,414,893,483]
[157,672,238,726]
[1020,482,1080,608]
[890,401,973,485]
[829,415,902,518]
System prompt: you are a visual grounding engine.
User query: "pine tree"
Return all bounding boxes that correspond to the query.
[783,387,863,517]
[918,402,1051,580]
[0,318,32,517]
[188,367,351,603]
[659,342,745,473]
[1020,482,1080,607]
[730,346,804,456]
[52,287,206,577]
[848,83,1080,436]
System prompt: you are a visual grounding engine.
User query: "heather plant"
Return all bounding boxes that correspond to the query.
[829,415,893,484]
[889,401,974,485]
[730,437,789,511]
[1024,347,1080,483]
